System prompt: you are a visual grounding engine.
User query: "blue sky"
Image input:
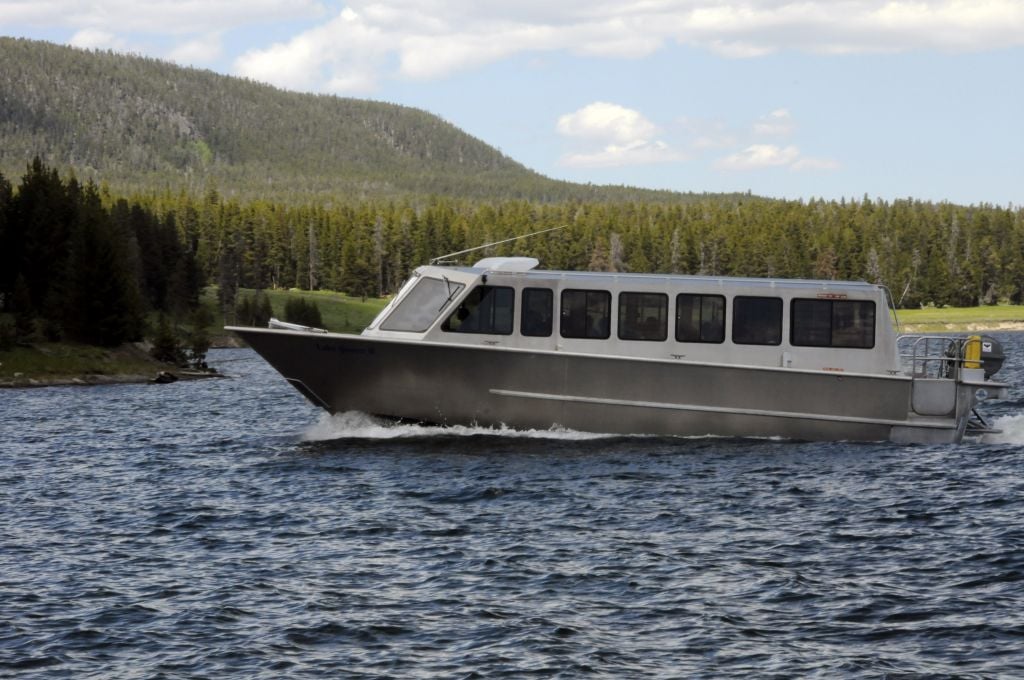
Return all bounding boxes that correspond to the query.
[2,0,1022,206]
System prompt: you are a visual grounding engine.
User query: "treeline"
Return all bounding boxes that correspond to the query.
[134,188,1023,309]
[0,159,201,346]
[3,159,1023,356]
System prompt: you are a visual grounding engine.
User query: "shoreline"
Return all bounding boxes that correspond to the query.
[899,322,1024,333]
[0,340,226,389]
[0,368,223,389]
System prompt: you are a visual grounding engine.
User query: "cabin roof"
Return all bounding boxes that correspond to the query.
[432,264,879,292]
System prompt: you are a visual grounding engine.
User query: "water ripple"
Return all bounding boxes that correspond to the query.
[2,341,1024,677]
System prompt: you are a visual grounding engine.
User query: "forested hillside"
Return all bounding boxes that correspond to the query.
[0,37,711,204]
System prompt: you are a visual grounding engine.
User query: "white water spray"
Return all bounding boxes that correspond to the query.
[301,411,618,442]
[982,413,1024,445]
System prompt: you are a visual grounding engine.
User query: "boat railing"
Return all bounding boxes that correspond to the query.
[897,334,980,380]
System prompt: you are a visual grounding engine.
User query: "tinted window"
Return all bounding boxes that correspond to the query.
[521,288,553,337]
[442,285,514,334]
[676,294,725,343]
[732,296,782,345]
[792,298,875,348]
[381,277,463,332]
[618,292,668,341]
[560,289,611,339]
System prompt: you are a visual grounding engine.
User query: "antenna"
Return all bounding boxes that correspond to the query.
[429,225,566,265]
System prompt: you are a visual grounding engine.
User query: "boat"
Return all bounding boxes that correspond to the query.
[228,257,1009,444]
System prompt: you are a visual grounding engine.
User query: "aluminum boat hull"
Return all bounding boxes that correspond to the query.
[231,327,979,444]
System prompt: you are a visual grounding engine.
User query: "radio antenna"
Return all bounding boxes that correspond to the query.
[429,225,566,265]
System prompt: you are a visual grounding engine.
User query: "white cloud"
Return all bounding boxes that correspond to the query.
[562,140,689,168]
[67,28,124,50]
[752,108,795,136]
[715,144,839,171]
[557,102,659,144]
[557,102,687,168]
[2,0,326,34]
[238,0,1024,93]
[6,1,1023,93]
[168,34,224,66]
[234,7,388,93]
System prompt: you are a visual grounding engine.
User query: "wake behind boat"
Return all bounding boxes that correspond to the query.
[229,257,1009,444]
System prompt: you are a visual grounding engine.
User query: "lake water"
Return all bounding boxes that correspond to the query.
[3,336,1024,677]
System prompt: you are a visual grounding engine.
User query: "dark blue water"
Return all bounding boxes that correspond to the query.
[3,336,1024,678]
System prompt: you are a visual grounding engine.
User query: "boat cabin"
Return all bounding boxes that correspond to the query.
[364,257,900,376]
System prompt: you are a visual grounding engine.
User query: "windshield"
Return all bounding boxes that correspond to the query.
[379,276,465,332]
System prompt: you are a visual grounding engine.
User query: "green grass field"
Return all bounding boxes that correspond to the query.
[0,342,169,383]
[895,305,1024,332]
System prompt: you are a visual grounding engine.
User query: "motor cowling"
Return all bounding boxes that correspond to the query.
[978,335,1005,379]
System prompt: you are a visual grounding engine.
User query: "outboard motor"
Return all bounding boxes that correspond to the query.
[979,335,1005,378]
[962,334,1005,378]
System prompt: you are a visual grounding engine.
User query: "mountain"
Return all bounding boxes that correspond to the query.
[0,37,727,204]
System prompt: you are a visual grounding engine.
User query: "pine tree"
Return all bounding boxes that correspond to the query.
[0,170,12,308]
[150,313,182,364]
[64,183,144,345]
[13,158,71,314]
[284,297,323,327]
[187,306,213,369]
[12,274,35,342]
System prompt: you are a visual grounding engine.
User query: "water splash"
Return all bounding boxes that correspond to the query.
[982,413,1024,445]
[301,411,617,442]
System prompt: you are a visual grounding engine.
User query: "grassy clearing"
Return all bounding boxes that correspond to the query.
[895,305,1024,332]
[0,342,169,384]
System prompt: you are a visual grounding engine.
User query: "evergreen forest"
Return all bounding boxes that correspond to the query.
[2,38,1023,356]
[0,160,201,347]
[2,158,1022,346]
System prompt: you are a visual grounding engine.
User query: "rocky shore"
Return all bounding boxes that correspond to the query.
[0,341,224,389]
[0,368,221,389]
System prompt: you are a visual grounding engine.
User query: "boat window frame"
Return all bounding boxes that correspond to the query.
[520,287,554,337]
[441,284,516,335]
[732,295,783,346]
[379,276,464,332]
[675,293,726,344]
[791,298,876,349]
[618,291,668,342]
[560,289,612,340]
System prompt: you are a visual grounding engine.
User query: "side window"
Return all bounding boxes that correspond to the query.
[521,288,553,337]
[732,296,782,345]
[676,293,725,343]
[792,299,875,348]
[560,289,611,339]
[618,292,668,341]
[442,285,514,334]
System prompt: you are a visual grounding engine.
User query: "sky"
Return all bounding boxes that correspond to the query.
[2,0,1023,206]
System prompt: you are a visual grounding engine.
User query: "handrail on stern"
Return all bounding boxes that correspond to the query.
[896,334,981,380]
